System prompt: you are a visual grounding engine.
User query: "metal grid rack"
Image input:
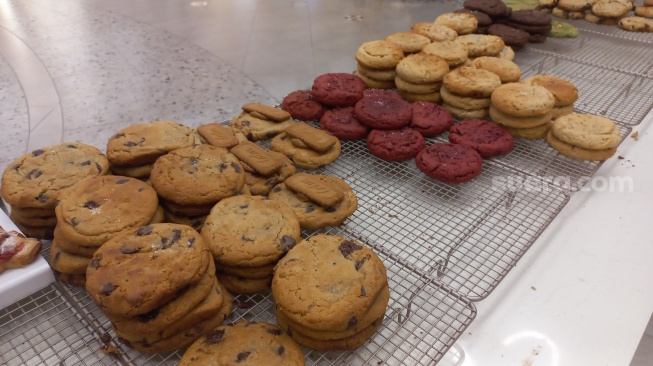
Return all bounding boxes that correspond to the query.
[0,228,477,366]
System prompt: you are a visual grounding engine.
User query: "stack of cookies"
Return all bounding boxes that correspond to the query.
[1,142,110,239]
[354,40,405,89]
[270,122,342,170]
[441,66,502,119]
[395,53,450,103]
[272,234,390,351]
[455,34,506,61]
[635,2,653,20]
[385,32,431,55]
[503,9,554,43]
[421,40,469,70]
[472,56,522,83]
[490,82,556,139]
[547,113,620,160]
[552,0,590,20]
[51,175,163,287]
[410,22,458,42]
[200,195,301,294]
[150,144,246,231]
[435,12,479,35]
[106,120,196,180]
[231,141,296,196]
[585,0,633,25]
[522,74,578,119]
[231,103,296,141]
[86,223,232,353]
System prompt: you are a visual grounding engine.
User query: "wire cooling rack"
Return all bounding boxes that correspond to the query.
[0,227,476,366]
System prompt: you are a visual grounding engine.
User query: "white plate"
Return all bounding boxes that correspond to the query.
[0,209,55,310]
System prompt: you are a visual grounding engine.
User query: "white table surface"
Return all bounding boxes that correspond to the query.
[442,109,653,366]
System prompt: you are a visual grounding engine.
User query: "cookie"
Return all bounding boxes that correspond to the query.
[109,163,153,179]
[592,0,632,17]
[521,74,579,107]
[356,64,397,81]
[472,57,522,83]
[550,113,621,149]
[498,46,516,60]
[218,274,272,294]
[454,8,494,26]
[280,90,328,122]
[464,0,513,18]
[395,53,450,84]
[1,143,110,210]
[366,127,426,161]
[196,123,244,149]
[107,121,195,167]
[397,90,442,103]
[355,40,404,70]
[231,110,296,141]
[635,6,653,18]
[285,122,340,153]
[272,234,388,332]
[491,82,555,117]
[385,32,431,53]
[443,103,490,119]
[216,262,276,279]
[505,21,553,34]
[161,199,219,217]
[528,33,548,43]
[86,223,210,316]
[443,67,502,98]
[239,149,296,196]
[552,6,586,19]
[584,12,623,24]
[50,239,91,275]
[489,105,552,128]
[268,174,358,230]
[455,34,506,57]
[510,9,555,25]
[278,314,384,351]
[421,40,469,67]
[269,132,341,170]
[178,321,305,366]
[618,16,653,32]
[55,176,160,248]
[151,144,245,206]
[449,119,515,157]
[312,73,367,107]
[410,23,458,42]
[53,225,99,257]
[435,12,479,35]
[56,271,86,287]
[354,70,396,89]
[201,195,301,267]
[552,104,575,119]
[501,121,552,139]
[410,101,454,137]
[557,0,591,11]
[162,209,207,232]
[488,24,530,48]
[546,131,617,160]
[320,107,369,140]
[10,210,56,227]
[353,91,413,130]
[415,143,483,183]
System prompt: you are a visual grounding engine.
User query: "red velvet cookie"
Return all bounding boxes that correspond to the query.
[449,119,514,158]
[281,90,328,121]
[416,143,482,183]
[410,102,454,137]
[319,107,369,140]
[354,92,413,130]
[311,73,367,107]
[362,89,404,100]
[366,127,425,161]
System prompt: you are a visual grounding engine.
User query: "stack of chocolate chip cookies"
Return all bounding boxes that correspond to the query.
[106,120,196,180]
[547,113,620,161]
[1,142,110,239]
[270,122,342,170]
[86,223,232,353]
[150,144,245,231]
[395,53,450,103]
[354,40,405,89]
[231,103,297,141]
[490,82,556,139]
[201,195,301,294]
[51,175,162,287]
[441,66,502,119]
[272,234,390,351]
[522,74,578,119]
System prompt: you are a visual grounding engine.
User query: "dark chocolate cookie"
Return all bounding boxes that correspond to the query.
[464,0,512,18]
[448,119,514,158]
[366,127,425,161]
[488,24,530,48]
[416,143,483,183]
[410,101,454,137]
[505,21,553,34]
[320,107,369,140]
[528,33,548,43]
[281,90,328,121]
[454,8,493,26]
[354,92,412,130]
[509,9,553,26]
[312,73,367,107]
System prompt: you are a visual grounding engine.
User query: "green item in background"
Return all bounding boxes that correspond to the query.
[548,20,580,38]
[503,0,540,10]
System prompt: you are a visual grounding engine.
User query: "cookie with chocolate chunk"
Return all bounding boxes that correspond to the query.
[268,174,358,230]
[179,321,304,366]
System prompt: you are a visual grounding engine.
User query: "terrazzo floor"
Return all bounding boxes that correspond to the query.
[0,0,651,364]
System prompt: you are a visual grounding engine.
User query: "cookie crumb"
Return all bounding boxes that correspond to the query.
[99,344,119,358]
[631,131,639,141]
[618,156,625,159]
[531,286,537,291]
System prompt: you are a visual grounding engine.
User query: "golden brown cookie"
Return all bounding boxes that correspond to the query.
[591,0,632,18]
[443,103,489,119]
[395,53,450,84]
[435,12,478,35]
[546,131,617,160]
[355,40,404,70]
[521,74,579,107]
[635,6,653,18]
[231,109,296,141]
[218,274,272,294]
[196,123,247,149]
[443,66,502,98]
[354,70,396,89]
[397,90,442,103]
[356,64,397,81]
[421,40,469,67]
[501,121,552,139]
[440,86,492,110]
[489,105,553,128]
[618,16,653,31]
[472,57,522,83]
[550,113,621,149]
[455,34,505,57]
[385,32,431,53]
[410,22,458,42]
[491,82,555,117]
[395,77,442,94]
[269,131,341,170]
[49,239,91,275]
[552,104,575,119]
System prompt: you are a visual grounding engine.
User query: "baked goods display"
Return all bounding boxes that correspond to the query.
[0,226,42,273]
[490,82,556,139]
[272,234,390,351]
[1,142,110,239]
[442,67,502,119]
[545,0,653,32]
[51,175,162,286]
[178,321,305,365]
[546,113,620,160]
[270,122,342,169]
[200,195,301,294]
[232,142,296,196]
[395,53,449,103]
[354,41,404,89]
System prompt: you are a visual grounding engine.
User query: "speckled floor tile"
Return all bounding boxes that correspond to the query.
[0,55,29,174]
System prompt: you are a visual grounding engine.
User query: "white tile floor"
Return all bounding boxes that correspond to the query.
[0,0,651,364]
